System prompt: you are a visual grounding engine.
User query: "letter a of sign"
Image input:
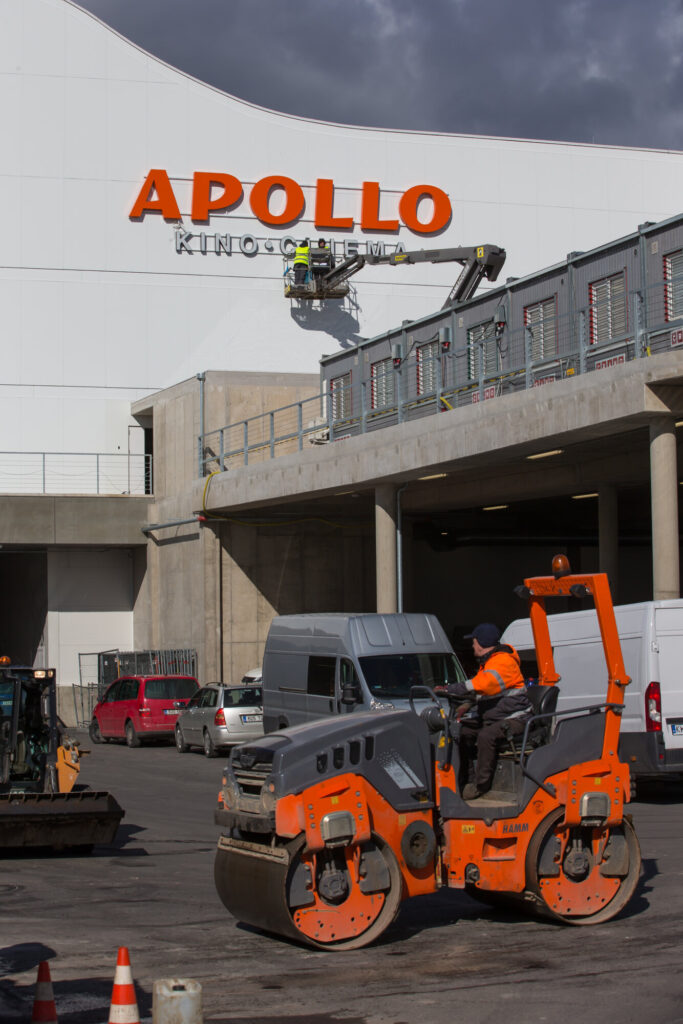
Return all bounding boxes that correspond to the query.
[129,169,181,221]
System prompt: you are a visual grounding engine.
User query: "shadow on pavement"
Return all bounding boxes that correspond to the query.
[635,779,683,803]
[0,971,153,1024]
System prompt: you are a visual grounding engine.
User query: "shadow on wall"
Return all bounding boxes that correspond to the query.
[0,552,47,664]
[290,300,363,350]
[223,521,376,623]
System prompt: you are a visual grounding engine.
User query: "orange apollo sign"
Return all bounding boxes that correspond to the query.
[129,170,451,234]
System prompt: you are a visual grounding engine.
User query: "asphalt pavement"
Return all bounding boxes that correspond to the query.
[1,732,683,1024]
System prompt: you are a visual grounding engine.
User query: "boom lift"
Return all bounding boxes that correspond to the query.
[0,664,124,850]
[284,243,506,306]
[213,556,641,950]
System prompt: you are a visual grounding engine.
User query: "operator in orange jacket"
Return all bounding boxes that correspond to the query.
[444,622,532,800]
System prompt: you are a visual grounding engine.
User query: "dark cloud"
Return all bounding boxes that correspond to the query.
[75,0,683,148]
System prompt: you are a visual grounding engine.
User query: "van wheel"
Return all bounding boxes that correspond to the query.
[125,721,141,748]
[175,726,189,753]
[203,730,217,758]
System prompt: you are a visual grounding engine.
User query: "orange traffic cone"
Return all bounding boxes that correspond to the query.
[31,961,57,1024]
[108,947,140,1024]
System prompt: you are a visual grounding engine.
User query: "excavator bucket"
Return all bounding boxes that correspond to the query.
[0,790,124,850]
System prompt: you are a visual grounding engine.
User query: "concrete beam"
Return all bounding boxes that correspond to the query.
[198,351,683,516]
[0,495,152,546]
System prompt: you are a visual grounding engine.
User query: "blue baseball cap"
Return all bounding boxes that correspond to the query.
[464,623,501,647]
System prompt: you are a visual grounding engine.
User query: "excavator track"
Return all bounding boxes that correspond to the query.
[0,790,124,850]
[215,831,402,950]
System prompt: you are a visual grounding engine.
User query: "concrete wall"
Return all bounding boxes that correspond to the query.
[134,370,329,679]
[7,0,683,492]
[0,495,151,546]
[213,520,375,684]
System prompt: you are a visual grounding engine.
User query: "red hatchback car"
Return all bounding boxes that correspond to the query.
[89,675,198,747]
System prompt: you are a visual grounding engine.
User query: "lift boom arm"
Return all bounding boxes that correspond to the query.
[318,243,506,306]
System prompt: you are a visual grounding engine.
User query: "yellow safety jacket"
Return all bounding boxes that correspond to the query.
[293,245,309,266]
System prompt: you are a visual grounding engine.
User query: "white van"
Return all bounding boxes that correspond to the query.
[502,600,683,779]
[262,612,465,732]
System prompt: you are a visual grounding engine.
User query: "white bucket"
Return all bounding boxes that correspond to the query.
[152,978,203,1024]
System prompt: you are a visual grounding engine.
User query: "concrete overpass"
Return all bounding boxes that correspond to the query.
[195,350,683,613]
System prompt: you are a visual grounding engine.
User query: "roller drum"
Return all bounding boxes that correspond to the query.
[214,831,403,950]
[214,835,303,943]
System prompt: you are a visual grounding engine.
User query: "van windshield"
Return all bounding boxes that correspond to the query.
[144,677,197,700]
[358,653,465,700]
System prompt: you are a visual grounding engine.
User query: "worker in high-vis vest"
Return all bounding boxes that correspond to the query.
[442,622,532,800]
[293,240,310,285]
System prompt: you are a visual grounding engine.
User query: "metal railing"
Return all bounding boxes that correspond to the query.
[0,452,153,495]
[200,274,683,472]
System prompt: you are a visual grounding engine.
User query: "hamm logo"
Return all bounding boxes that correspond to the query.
[501,822,529,835]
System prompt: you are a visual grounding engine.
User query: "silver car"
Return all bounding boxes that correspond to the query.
[174,683,263,758]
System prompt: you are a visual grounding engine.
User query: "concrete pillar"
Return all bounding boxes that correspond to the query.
[375,484,398,613]
[650,418,680,600]
[598,485,619,601]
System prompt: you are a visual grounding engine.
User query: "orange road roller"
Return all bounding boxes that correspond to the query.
[214,558,641,949]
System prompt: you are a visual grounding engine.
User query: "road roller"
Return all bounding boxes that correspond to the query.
[214,558,642,949]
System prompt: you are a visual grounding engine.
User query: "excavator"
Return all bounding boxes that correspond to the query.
[0,662,124,850]
[213,556,642,949]
[284,243,506,307]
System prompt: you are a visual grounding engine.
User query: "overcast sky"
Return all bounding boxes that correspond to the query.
[75,0,683,150]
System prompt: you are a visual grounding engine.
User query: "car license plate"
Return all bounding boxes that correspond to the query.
[164,709,180,715]
[671,723,683,736]
[241,714,262,723]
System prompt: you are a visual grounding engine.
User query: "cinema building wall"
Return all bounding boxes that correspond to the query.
[3,0,683,689]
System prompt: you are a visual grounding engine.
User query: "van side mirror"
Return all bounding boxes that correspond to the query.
[341,683,361,706]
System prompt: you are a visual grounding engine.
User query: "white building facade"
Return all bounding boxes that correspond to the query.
[4,0,683,688]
